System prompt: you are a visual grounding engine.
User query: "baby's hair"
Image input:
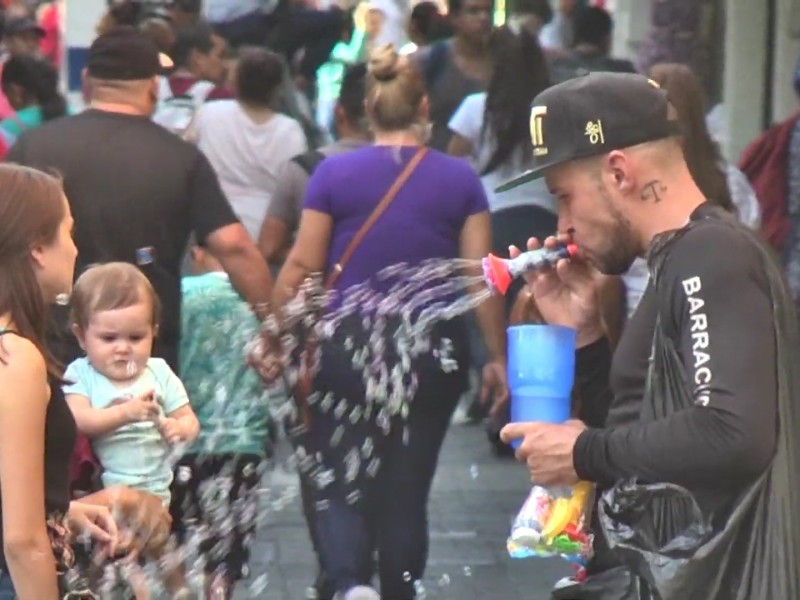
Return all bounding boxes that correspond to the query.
[70,262,161,331]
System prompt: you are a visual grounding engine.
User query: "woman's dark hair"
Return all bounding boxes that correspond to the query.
[139,16,176,55]
[448,0,494,17]
[410,2,453,44]
[574,6,612,47]
[514,0,553,25]
[171,22,215,68]
[649,63,735,213]
[481,26,550,175]
[2,55,67,122]
[103,0,143,29]
[0,165,67,378]
[235,47,284,107]
[338,63,367,125]
[448,0,464,14]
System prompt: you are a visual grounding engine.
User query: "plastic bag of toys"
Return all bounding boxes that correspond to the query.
[507,482,594,566]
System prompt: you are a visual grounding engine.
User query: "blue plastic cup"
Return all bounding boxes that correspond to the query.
[507,324,577,449]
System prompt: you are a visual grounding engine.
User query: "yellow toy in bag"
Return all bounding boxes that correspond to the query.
[507,481,594,569]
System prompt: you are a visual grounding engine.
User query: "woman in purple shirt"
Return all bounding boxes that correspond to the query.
[273,45,507,600]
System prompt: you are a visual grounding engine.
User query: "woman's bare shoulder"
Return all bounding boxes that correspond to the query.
[0,333,46,383]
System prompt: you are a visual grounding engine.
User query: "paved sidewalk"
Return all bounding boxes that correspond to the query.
[233,424,572,599]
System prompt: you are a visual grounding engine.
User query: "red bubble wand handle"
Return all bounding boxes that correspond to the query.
[482,244,578,295]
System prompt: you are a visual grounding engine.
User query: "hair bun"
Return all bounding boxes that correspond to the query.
[368,44,400,82]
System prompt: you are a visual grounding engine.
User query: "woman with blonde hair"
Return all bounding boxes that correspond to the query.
[274,44,507,600]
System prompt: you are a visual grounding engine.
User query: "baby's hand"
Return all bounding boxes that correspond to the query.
[120,390,159,423]
[158,417,185,445]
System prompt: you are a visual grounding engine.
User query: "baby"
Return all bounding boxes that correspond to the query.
[63,262,199,598]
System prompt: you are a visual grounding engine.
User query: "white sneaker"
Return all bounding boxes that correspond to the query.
[334,585,381,600]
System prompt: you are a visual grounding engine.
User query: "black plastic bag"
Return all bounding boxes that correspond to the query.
[593,217,800,600]
[551,566,654,600]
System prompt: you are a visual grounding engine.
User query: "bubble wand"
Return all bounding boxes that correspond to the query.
[482,244,579,296]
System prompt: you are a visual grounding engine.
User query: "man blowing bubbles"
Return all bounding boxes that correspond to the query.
[497,72,797,593]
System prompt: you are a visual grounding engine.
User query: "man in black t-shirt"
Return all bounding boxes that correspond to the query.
[496,73,799,597]
[7,26,273,371]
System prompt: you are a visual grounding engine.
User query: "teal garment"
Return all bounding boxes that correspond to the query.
[0,105,75,150]
[0,105,43,148]
[180,272,269,457]
[63,357,190,506]
[316,28,367,105]
[0,105,42,137]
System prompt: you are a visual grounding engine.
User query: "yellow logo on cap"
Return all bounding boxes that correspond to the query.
[585,120,605,145]
[647,78,660,88]
[530,106,548,157]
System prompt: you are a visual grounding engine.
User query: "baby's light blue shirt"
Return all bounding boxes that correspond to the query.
[63,357,190,506]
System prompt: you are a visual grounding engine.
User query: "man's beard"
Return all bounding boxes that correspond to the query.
[593,188,640,276]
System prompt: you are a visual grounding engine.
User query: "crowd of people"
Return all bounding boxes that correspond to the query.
[0,0,796,599]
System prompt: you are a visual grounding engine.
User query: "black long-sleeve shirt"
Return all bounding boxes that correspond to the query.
[573,205,778,571]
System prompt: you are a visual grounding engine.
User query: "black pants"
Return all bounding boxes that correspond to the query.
[291,316,468,598]
[169,454,263,581]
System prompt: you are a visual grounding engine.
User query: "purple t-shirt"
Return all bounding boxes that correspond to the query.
[303,145,489,297]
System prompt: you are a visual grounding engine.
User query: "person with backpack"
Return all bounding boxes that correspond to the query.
[260,63,371,270]
[154,21,232,138]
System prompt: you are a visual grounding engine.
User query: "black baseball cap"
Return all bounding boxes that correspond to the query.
[5,17,45,38]
[86,26,173,81]
[496,72,680,192]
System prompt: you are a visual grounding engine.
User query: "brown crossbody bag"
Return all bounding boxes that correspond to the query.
[294,147,428,426]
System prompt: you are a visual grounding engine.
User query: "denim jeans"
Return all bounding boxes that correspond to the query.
[0,570,16,599]
[296,317,469,599]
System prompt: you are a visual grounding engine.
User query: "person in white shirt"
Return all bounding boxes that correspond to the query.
[447,26,557,432]
[194,47,307,242]
[448,26,556,237]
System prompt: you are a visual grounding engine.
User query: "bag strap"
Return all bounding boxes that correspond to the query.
[293,147,427,429]
[325,146,427,289]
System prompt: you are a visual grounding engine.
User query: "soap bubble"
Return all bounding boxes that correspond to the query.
[176,466,192,483]
[250,573,270,595]
[55,292,70,306]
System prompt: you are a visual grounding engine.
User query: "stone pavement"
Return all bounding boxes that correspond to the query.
[233,424,573,600]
